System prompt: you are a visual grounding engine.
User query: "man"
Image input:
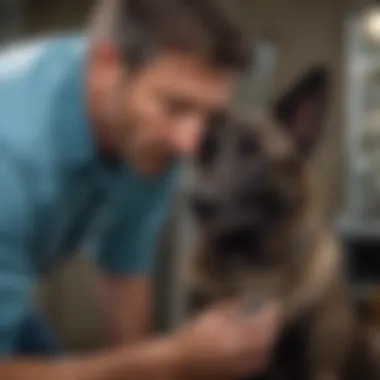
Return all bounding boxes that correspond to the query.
[0,0,280,378]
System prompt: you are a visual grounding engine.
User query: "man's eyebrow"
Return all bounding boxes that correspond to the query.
[154,88,186,102]
[159,88,195,100]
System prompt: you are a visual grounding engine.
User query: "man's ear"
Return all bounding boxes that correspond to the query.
[272,65,330,157]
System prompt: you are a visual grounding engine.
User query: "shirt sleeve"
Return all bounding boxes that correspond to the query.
[0,152,35,355]
[94,165,179,277]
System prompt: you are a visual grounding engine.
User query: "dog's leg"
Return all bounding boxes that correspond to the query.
[308,287,354,380]
[271,313,311,380]
[341,326,380,380]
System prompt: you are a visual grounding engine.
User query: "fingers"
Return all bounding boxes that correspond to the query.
[182,298,282,379]
[201,298,282,352]
[236,350,269,375]
[238,301,282,353]
[238,301,281,329]
[210,298,282,333]
[211,298,241,312]
[204,299,242,322]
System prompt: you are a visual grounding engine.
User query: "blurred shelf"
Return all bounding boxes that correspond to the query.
[353,281,379,299]
[335,215,380,239]
[0,0,24,45]
[335,215,380,289]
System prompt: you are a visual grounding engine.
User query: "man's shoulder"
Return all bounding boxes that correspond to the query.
[0,34,86,168]
[0,34,85,80]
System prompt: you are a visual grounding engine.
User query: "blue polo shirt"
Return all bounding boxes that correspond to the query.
[0,35,179,354]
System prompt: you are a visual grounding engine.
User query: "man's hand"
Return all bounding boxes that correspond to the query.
[172,300,281,379]
[0,300,281,380]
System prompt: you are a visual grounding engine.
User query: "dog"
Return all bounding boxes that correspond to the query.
[183,66,379,380]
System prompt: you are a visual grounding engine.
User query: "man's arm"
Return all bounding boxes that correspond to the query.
[93,165,179,346]
[0,301,285,380]
[0,153,184,378]
[0,337,181,380]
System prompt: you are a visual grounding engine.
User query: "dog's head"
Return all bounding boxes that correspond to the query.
[189,66,330,274]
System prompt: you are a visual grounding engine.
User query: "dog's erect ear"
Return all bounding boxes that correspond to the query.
[272,66,330,157]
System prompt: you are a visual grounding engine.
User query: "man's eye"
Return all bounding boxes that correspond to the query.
[165,98,193,116]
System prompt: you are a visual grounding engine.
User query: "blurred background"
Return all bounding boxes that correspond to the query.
[1,0,380,351]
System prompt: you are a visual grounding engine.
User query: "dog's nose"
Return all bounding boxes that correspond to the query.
[215,221,266,256]
[191,194,220,222]
[217,226,255,253]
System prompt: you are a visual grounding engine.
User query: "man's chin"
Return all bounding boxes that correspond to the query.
[132,157,169,176]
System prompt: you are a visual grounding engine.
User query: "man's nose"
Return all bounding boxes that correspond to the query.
[170,116,204,157]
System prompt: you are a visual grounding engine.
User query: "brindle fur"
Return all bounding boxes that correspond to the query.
[183,66,379,380]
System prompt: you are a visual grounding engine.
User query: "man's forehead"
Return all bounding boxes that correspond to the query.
[150,51,235,92]
[163,76,232,104]
[151,50,233,76]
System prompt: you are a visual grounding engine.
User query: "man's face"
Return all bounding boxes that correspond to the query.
[96,49,235,175]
